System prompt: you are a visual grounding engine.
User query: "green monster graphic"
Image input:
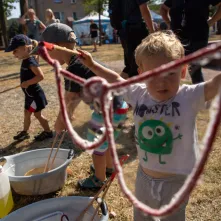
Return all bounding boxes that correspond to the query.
[138,120,182,164]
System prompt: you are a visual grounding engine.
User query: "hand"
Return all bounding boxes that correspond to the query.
[21,81,29,88]
[77,49,95,68]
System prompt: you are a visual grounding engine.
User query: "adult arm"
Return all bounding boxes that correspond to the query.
[78,49,125,83]
[204,73,221,101]
[39,20,46,30]
[19,12,27,25]
[20,66,44,88]
[160,3,171,28]
[208,2,221,27]
[139,3,155,33]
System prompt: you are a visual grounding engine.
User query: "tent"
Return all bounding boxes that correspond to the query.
[73,12,113,45]
[150,10,163,23]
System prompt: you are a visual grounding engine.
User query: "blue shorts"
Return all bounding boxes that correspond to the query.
[87,101,128,155]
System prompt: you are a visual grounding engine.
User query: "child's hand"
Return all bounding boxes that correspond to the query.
[77,49,94,68]
[21,81,29,88]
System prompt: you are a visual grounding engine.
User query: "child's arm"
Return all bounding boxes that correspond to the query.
[204,73,221,101]
[78,49,126,83]
[21,66,44,88]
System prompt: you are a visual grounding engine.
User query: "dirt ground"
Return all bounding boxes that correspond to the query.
[0,44,221,221]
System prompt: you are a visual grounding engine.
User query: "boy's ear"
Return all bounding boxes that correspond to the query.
[137,67,142,75]
[181,65,187,79]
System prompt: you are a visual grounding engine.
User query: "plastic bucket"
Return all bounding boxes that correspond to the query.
[2,196,108,221]
[1,148,74,195]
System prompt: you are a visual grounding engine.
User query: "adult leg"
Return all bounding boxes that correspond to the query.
[118,29,130,79]
[126,23,149,78]
[185,40,208,84]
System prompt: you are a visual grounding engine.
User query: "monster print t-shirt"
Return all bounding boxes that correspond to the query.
[124,83,205,175]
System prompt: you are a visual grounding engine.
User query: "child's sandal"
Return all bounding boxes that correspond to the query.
[78,175,106,190]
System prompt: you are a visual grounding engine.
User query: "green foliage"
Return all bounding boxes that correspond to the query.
[83,0,108,14]
[3,0,19,17]
[7,19,21,38]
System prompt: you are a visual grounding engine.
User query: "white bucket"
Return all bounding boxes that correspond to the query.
[1,148,74,195]
[2,196,108,221]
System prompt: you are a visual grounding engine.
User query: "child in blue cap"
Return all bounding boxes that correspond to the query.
[5,34,53,141]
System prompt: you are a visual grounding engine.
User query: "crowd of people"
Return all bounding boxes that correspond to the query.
[4,1,221,220]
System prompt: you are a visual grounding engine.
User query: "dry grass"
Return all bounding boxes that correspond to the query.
[0,44,221,221]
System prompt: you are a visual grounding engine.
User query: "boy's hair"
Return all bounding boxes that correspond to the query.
[135,31,184,67]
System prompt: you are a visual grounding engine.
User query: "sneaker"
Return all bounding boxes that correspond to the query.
[13,131,30,141]
[92,49,97,52]
[34,131,53,141]
[78,175,106,190]
[90,164,114,178]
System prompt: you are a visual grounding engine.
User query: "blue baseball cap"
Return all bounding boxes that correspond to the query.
[5,34,32,52]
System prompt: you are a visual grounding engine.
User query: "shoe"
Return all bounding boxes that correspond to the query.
[92,49,97,52]
[90,164,114,178]
[13,131,30,141]
[34,131,53,141]
[78,175,106,190]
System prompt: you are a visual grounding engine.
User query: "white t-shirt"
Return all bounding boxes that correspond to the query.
[123,83,205,175]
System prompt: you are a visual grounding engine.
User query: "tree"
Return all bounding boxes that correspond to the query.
[83,0,108,46]
[83,0,108,14]
[3,0,19,17]
[0,0,19,47]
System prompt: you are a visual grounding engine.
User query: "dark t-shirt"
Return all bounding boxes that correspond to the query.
[20,56,42,97]
[90,23,98,38]
[66,55,124,110]
[121,0,149,23]
[164,0,220,41]
[66,55,95,93]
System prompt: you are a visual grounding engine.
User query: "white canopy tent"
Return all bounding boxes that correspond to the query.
[73,12,113,45]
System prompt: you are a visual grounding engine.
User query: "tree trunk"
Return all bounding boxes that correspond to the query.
[19,0,28,34]
[0,0,8,47]
[217,19,221,35]
[20,0,28,16]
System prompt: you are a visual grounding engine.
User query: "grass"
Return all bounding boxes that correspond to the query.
[0,44,221,220]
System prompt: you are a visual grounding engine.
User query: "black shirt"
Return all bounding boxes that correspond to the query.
[20,56,42,97]
[121,0,149,23]
[90,23,98,38]
[66,55,124,110]
[164,0,220,41]
[66,55,96,93]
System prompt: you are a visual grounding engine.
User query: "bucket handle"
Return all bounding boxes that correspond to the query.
[67,149,74,159]
[99,200,108,216]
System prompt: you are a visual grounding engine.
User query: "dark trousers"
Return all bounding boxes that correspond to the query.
[184,40,208,84]
[119,22,149,77]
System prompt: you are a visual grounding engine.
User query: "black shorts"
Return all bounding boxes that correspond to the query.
[24,90,48,112]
